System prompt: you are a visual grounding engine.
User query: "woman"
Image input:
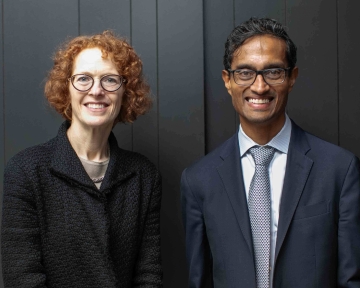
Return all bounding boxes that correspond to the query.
[2,31,162,287]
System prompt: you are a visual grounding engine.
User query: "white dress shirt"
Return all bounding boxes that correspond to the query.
[238,114,292,287]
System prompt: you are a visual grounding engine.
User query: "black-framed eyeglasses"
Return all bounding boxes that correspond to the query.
[227,67,291,86]
[69,74,125,92]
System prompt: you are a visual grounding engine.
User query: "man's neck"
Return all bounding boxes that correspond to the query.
[240,115,286,145]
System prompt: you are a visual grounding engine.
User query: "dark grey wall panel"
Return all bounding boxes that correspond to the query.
[80,0,133,151]
[80,0,131,37]
[4,0,77,162]
[204,0,236,153]
[0,0,4,186]
[235,0,285,25]
[158,1,204,286]
[286,0,338,144]
[132,0,158,167]
[338,0,360,157]
[0,1,4,286]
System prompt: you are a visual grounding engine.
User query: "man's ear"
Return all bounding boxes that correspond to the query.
[288,66,298,92]
[222,70,232,93]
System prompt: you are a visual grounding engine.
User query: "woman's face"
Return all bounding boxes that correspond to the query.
[69,47,124,130]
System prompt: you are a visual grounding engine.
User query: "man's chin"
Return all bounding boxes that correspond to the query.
[241,113,274,125]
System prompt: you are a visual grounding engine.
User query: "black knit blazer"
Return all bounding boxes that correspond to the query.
[2,121,163,288]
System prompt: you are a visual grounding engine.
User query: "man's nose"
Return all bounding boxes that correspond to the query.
[250,74,270,94]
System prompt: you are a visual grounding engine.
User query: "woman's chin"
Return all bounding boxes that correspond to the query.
[72,117,114,132]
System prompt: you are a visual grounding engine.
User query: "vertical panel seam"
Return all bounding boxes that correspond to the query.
[129,0,132,44]
[284,0,287,26]
[201,0,205,156]
[2,0,5,164]
[336,0,340,146]
[156,0,159,167]
[78,0,80,35]
[232,0,235,27]
[130,0,133,151]
[202,0,207,154]
[233,0,236,132]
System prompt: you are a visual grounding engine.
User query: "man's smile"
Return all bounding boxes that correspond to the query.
[246,98,272,104]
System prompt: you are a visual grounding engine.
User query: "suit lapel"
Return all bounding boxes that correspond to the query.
[275,122,313,261]
[215,123,313,263]
[217,134,254,255]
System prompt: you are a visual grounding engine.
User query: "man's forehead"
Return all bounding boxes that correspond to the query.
[231,35,287,67]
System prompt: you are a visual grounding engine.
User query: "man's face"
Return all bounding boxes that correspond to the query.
[222,35,298,130]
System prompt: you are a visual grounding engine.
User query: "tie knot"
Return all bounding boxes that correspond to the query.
[249,146,275,166]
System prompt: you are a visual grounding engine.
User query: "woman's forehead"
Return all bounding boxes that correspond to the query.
[72,48,117,74]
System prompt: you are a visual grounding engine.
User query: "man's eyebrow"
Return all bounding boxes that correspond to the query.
[263,63,288,69]
[233,62,287,70]
[233,64,256,70]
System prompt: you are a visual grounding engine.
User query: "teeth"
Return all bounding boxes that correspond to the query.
[248,98,270,104]
[87,103,105,109]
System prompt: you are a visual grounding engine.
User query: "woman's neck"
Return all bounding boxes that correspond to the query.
[67,122,112,162]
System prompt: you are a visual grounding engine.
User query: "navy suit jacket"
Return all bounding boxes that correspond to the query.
[181,121,360,288]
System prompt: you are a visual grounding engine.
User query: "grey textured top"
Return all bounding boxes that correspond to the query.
[79,157,109,189]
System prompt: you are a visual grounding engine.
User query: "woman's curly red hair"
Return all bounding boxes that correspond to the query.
[45,30,151,123]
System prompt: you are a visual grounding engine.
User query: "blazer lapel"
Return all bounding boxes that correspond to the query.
[275,122,313,261]
[217,134,254,255]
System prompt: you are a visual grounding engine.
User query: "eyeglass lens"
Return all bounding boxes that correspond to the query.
[71,74,123,92]
[233,68,286,85]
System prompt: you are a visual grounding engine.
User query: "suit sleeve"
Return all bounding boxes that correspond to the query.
[181,169,213,288]
[1,158,48,288]
[133,169,163,287]
[338,155,360,287]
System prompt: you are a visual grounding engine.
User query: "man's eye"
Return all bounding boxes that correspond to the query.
[266,69,283,76]
[240,71,251,76]
[236,70,255,78]
[269,69,281,75]
[265,69,283,79]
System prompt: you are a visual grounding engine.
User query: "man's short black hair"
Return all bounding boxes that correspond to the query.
[223,17,297,71]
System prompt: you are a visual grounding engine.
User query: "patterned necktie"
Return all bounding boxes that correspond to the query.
[248,145,275,288]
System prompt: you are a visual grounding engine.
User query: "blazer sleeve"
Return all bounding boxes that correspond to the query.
[181,169,213,288]
[133,169,163,287]
[1,157,48,287]
[338,155,360,287]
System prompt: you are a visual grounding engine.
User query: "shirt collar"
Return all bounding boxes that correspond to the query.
[238,114,292,157]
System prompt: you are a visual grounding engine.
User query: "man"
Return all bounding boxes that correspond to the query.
[181,17,360,288]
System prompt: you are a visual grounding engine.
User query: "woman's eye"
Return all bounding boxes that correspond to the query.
[103,76,119,84]
[76,76,91,82]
